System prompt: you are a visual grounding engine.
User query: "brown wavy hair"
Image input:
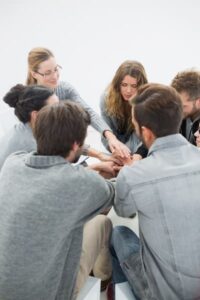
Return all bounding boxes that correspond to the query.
[26,47,54,85]
[105,60,148,134]
[171,69,200,101]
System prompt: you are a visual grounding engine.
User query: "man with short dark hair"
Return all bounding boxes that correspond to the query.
[171,69,200,143]
[134,70,200,160]
[110,84,200,300]
[0,102,115,300]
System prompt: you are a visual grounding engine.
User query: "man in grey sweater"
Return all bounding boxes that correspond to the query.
[0,102,115,300]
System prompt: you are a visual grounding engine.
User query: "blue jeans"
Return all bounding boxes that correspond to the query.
[110,226,140,299]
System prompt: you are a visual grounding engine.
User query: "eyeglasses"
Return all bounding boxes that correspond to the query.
[35,65,62,79]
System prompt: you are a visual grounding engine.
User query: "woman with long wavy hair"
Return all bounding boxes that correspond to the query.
[100,60,148,154]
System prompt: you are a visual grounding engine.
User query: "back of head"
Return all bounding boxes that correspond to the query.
[3,84,54,123]
[26,47,54,85]
[171,69,200,100]
[34,102,91,158]
[132,83,183,137]
[112,60,148,91]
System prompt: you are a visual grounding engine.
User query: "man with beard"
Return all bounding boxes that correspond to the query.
[0,102,116,300]
[109,84,200,300]
[171,69,200,144]
[133,70,200,161]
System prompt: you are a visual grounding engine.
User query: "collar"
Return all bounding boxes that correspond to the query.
[25,151,68,168]
[148,134,188,156]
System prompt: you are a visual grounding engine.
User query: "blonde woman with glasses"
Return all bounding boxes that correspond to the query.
[26,47,130,161]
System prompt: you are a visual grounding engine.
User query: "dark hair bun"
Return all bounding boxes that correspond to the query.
[3,84,26,108]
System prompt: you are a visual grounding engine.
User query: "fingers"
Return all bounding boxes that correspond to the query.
[111,142,131,159]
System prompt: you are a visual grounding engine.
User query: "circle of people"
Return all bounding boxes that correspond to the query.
[0,47,200,300]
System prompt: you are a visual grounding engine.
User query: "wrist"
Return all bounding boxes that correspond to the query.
[104,130,116,141]
[88,163,101,172]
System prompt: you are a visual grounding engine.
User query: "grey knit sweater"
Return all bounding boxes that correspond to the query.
[0,122,35,170]
[0,151,115,300]
[55,81,110,134]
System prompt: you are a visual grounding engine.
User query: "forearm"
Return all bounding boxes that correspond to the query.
[103,130,117,141]
[86,147,102,160]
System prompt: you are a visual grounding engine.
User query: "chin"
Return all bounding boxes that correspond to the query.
[196,141,200,148]
[47,82,58,89]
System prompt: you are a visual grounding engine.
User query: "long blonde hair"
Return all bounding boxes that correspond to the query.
[26,47,54,85]
[106,60,148,133]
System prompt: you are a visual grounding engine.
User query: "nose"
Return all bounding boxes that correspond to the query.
[126,85,131,92]
[51,71,58,79]
[51,71,59,80]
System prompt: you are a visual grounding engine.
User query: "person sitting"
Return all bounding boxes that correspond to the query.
[0,101,116,300]
[171,69,200,144]
[0,84,120,170]
[100,60,148,158]
[109,83,200,300]
[133,69,200,160]
[0,84,59,170]
[26,47,130,159]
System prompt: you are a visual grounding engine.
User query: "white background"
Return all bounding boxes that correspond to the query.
[0,0,200,117]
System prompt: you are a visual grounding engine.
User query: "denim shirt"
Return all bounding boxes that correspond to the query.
[115,134,200,300]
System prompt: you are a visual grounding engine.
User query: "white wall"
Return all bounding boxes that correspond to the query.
[0,0,200,117]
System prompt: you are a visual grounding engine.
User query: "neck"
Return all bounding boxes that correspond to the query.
[190,110,200,122]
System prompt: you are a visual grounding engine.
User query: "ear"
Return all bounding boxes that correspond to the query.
[196,98,200,109]
[30,70,38,80]
[67,142,80,161]
[141,126,156,148]
[30,111,38,128]
[71,142,79,152]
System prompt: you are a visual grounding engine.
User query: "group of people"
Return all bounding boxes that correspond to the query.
[0,47,200,300]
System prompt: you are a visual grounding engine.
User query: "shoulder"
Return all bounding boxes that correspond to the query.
[57,81,74,89]
[55,81,79,100]
[100,91,107,104]
[100,91,108,110]
[1,151,29,172]
[74,164,114,191]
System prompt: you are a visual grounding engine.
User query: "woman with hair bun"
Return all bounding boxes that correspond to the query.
[0,84,59,169]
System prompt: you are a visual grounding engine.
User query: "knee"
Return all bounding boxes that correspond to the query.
[92,215,113,242]
[110,226,135,250]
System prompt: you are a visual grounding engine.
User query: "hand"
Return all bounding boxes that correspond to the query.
[104,131,131,159]
[98,152,124,165]
[107,137,131,158]
[132,154,142,161]
[89,161,117,178]
[96,161,117,177]
[118,154,142,167]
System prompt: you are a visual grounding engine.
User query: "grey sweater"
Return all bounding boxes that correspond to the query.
[99,92,140,153]
[0,122,35,170]
[55,81,110,134]
[0,151,115,300]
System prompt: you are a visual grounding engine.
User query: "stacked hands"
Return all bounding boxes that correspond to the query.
[89,142,142,179]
